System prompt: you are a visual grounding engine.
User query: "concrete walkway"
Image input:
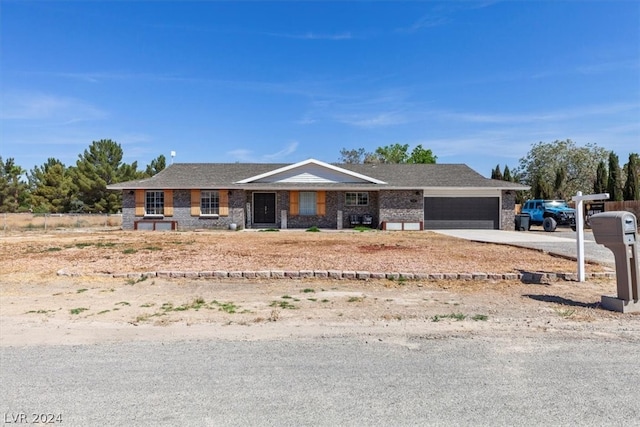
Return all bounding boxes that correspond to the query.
[433,228,616,267]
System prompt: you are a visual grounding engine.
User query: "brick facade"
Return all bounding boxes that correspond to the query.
[244,191,380,229]
[123,190,245,230]
[120,188,516,231]
[378,190,424,224]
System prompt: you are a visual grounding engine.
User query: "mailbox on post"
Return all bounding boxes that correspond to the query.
[590,211,639,313]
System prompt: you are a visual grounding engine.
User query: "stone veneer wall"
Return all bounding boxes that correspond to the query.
[378,190,424,224]
[500,190,516,231]
[121,191,135,229]
[274,191,379,229]
[121,190,245,230]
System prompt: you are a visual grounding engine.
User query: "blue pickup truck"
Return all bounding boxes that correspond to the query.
[521,199,576,232]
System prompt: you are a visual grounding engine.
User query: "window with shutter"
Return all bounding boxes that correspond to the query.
[317,191,326,216]
[135,190,145,216]
[290,191,299,215]
[191,190,201,216]
[163,190,173,216]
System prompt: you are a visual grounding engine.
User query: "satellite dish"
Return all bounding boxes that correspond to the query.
[170,151,176,164]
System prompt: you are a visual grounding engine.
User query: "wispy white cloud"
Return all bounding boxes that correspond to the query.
[263,31,353,40]
[400,15,450,32]
[398,1,499,33]
[45,71,189,84]
[226,149,253,162]
[299,88,415,128]
[439,102,640,125]
[531,58,640,80]
[0,91,107,124]
[337,112,408,128]
[263,141,299,160]
[576,59,640,75]
[227,141,298,163]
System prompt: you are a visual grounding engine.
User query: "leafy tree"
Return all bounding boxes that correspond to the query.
[27,158,75,213]
[0,157,28,212]
[340,144,436,164]
[503,165,513,182]
[594,160,607,194]
[623,153,639,201]
[372,143,410,164]
[69,139,140,213]
[607,151,623,201]
[491,164,503,180]
[339,148,367,164]
[516,140,608,200]
[407,145,437,164]
[144,154,166,177]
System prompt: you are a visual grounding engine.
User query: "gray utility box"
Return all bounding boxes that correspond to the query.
[590,211,639,313]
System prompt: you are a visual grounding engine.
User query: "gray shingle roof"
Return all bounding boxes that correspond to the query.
[106,162,529,191]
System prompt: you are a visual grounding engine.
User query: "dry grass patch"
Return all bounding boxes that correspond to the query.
[0,229,606,277]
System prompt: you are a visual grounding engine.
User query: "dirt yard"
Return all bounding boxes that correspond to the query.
[1,229,638,346]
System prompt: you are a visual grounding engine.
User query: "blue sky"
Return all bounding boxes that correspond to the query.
[1,1,638,178]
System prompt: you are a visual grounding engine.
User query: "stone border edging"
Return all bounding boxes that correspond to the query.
[57,269,616,282]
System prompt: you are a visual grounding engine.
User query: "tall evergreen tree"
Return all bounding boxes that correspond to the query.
[491,164,503,180]
[69,139,140,213]
[0,157,28,212]
[28,158,74,213]
[531,173,552,199]
[553,166,567,199]
[623,153,639,201]
[607,152,623,201]
[144,154,167,177]
[594,160,608,193]
[503,165,512,182]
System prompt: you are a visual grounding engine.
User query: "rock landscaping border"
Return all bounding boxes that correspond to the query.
[57,268,616,283]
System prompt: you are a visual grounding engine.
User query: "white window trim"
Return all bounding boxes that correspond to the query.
[200,190,220,216]
[299,191,317,216]
[145,190,165,216]
[345,192,369,207]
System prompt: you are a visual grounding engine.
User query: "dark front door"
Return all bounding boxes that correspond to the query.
[253,193,276,224]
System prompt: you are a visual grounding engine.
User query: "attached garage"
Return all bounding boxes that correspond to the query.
[423,197,500,229]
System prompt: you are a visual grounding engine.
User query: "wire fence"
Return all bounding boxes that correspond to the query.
[1,213,122,233]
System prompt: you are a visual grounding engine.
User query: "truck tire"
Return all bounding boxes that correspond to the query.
[543,217,557,232]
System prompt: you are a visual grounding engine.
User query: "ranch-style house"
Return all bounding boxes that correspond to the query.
[107,158,529,231]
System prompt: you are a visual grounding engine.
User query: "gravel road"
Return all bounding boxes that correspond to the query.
[2,335,639,426]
